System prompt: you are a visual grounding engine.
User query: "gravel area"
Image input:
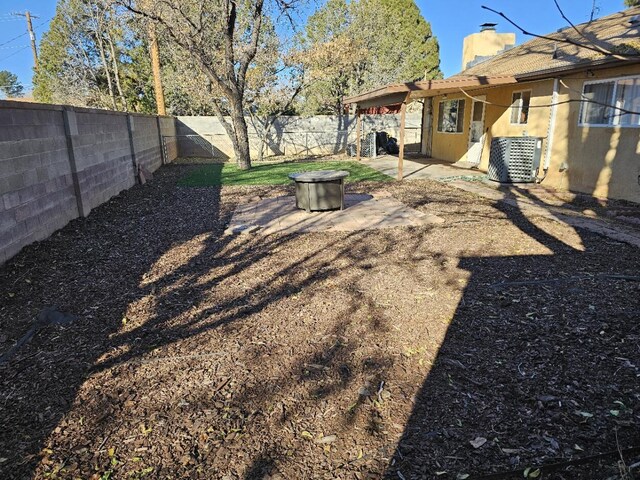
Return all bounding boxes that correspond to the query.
[0,163,639,480]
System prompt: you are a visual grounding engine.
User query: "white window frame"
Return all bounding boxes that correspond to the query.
[578,74,640,128]
[437,98,466,134]
[510,90,532,125]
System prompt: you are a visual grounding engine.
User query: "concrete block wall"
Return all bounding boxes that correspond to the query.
[71,109,136,216]
[0,104,78,264]
[159,116,179,162]
[0,100,176,264]
[175,114,423,159]
[131,115,163,174]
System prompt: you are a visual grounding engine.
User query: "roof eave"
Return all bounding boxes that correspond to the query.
[515,57,640,81]
[344,75,518,108]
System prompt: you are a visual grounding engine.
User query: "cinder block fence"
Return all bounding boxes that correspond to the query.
[1,101,421,265]
[0,100,178,265]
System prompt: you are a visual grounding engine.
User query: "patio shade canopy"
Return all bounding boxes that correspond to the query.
[343,75,517,181]
[343,75,517,110]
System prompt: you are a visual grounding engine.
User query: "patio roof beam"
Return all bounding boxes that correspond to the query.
[344,75,517,108]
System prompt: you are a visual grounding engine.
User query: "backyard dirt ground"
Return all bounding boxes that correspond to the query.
[0,162,639,480]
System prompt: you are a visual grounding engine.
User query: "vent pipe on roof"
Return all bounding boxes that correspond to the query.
[480,22,497,32]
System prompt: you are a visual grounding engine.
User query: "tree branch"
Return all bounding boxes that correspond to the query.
[237,0,265,94]
[552,0,620,58]
[481,5,639,60]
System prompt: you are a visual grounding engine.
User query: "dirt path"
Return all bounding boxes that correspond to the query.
[1,165,638,479]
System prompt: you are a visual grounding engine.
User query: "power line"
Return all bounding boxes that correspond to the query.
[0,18,50,48]
[0,44,29,50]
[0,31,28,48]
[0,45,30,62]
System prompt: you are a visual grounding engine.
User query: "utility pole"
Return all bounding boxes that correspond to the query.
[15,11,39,69]
[148,24,166,116]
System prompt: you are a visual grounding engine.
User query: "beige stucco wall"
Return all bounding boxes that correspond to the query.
[427,64,640,203]
[478,80,554,169]
[546,65,640,203]
[430,80,552,164]
[462,30,516,70]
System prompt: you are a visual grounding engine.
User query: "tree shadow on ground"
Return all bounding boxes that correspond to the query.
[0,163,408,479]
[1,160,638,479]
[384,185,640,479]
[0,164,234,479]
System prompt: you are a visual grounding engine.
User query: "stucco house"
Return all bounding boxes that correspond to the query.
[345,7,640,204]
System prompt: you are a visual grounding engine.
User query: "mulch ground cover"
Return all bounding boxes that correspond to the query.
[0,162,639,480]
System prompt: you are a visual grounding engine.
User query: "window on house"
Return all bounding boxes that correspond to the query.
[437,99,466,133]
[580,76,640,127]
[510,91,531,124]
[613,77,640,126]
[580,81,615,125]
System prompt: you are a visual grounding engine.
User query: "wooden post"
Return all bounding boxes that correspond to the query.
[398,100,407,180]
[356,109,362,161]
[15,11,39,68]
[148,24,167,116]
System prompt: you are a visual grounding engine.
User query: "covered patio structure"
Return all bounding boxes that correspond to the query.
[343,75,516,180]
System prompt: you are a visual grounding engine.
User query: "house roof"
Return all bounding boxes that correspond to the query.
[453,6,640,80]
[344,6,640,108]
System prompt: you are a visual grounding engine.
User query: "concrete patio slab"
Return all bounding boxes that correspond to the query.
[226,194,444,235]
[363,155,486,181]
[364,155,640,248]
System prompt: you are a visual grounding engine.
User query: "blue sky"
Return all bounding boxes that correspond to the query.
[424,0,627,76]
[0,0,57,92]
[0,0,629,93]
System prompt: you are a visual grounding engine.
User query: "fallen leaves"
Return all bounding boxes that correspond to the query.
[524,466,541,478]
[574,410,594,418]
[470,437,487,449]
[2,169,640,480]
[315,435,337,444]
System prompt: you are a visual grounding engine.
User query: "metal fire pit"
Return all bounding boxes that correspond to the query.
[288,170,350,212]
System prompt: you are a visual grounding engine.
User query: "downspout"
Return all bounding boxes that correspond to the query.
[539,78,559,183]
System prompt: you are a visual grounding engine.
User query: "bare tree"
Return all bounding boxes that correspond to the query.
[118,0,299,170]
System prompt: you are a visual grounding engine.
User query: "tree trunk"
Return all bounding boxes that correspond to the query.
[106,33,128,111]
[229,101,251,170]
[90,4,117,111]
[95,33,117,110]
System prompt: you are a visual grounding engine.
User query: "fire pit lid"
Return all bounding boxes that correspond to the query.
[288,170,350,182]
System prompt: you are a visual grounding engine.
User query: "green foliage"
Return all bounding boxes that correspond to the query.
[297,0,441,114]
[624,0,639,7]
[33,0,156,112]
[0,71,24,98]
[354,0,441,85]
[179,160,392,186]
